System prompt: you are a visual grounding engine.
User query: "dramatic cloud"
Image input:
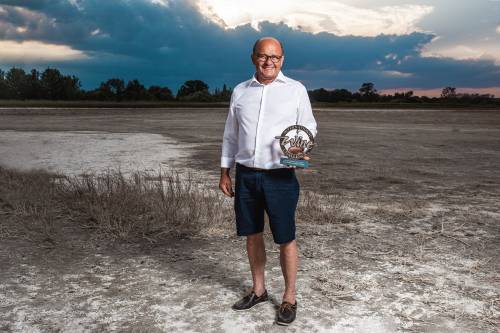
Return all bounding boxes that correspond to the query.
[196,0,433,37]
[0,40,87,61]
[0,0,499,93]
[417,0,500,64]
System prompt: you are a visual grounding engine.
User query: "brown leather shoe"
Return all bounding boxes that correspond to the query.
[232,290,269,311]
[276,301,297,325]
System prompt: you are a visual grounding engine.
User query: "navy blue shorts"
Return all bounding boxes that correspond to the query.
[234,163,300,244]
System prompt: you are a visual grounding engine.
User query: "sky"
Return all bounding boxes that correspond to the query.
[0,0,499,95]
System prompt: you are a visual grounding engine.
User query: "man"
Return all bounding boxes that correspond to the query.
[219,37,317,326]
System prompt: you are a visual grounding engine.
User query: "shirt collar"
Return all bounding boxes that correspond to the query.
[249,71,288,86]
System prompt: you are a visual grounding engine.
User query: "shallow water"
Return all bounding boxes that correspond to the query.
[0,130,191,175]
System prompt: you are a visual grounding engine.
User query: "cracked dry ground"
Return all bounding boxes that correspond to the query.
[1,197,499,332]
[0,108,499,332]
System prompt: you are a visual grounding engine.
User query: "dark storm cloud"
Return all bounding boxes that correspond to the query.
[1,0,499,91]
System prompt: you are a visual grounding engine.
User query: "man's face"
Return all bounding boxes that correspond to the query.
[251,40,284,82]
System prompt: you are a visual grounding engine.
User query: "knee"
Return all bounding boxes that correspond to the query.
[279,239,296,250]
[247,232,264,243]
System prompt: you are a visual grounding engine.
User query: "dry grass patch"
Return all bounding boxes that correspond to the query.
[0,167,352,243]
[0,167,233,242]
[298,190,357,224]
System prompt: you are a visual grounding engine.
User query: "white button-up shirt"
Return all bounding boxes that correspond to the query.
[221,71,317,169]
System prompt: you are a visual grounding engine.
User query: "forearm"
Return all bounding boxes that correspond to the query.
[221,167,230,177]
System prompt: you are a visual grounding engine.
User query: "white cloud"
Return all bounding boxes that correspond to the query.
[422,44,485,61]
[0,40,88,62]
[196,0,433,37]
[496,25,500,35]
[383,70,413,78]
[150,0,170,7]
[422,42,500,65]
[67,0,84,11]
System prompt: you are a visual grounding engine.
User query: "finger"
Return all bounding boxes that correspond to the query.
[226,182,234,196]
[225,184,234,197]
[220,184,230,197]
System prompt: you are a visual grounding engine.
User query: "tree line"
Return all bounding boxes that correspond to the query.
[0,67,231,102]
[0,67,497,105]
[308,82,498,105]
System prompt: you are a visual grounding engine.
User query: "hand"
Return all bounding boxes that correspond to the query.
[287,147,311,169]
[219,173,234,197]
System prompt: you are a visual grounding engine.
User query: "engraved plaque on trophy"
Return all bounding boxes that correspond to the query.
[275,125,315,168]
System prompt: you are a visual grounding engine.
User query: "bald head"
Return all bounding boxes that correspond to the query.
[251,36,285,84]
[252,37,284,56]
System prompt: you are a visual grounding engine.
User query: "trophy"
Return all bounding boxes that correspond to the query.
[275,125,315,168]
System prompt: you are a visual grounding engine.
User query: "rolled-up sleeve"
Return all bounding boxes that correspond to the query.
[297,85,317,137]
[221,93,239,168]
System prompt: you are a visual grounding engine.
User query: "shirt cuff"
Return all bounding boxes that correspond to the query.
[221,156,235,168]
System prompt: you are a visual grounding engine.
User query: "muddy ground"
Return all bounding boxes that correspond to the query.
[0,108,499,332]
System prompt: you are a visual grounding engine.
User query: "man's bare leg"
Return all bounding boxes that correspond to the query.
[280,240,298,304]
[247,232,266,296]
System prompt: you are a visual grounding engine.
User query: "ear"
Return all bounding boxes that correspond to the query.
[251,54,258,66]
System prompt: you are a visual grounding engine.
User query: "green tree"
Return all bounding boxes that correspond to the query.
[124,79,148,100]
[40,68,81,100]
[40,68,63,99]
[179,90,213,102]
[329,89,352,102]
[441,87,457,99]
[60,75,82,100]
[358,82,379,102]
[148,85,174,101]
[309,88,330,102]
[98,78,125,100]
[25,69,42,99]
[0,69,9,99]
[5,67,28,99]
[177,80,209,99]
[212,83,232,102]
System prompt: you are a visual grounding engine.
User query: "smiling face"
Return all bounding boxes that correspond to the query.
[251,38,284,84]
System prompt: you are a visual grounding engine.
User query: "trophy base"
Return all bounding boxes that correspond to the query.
[280,157,309,168]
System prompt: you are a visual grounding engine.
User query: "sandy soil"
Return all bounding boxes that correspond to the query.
[0,108,499,332]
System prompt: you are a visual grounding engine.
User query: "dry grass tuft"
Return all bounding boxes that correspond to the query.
[0,167,232,242]
[297,190,356,224]
[0,167,63,241]
[0,167,352,242]
[60,170,234,240]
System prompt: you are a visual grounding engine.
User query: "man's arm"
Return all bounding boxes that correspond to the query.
[297,85,317,138]
[296,85,317,165]
[219,167,234,197]
[219,93,238,197]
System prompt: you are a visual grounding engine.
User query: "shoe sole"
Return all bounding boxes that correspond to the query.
[232,299,269,312]
[276,320,292,326]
